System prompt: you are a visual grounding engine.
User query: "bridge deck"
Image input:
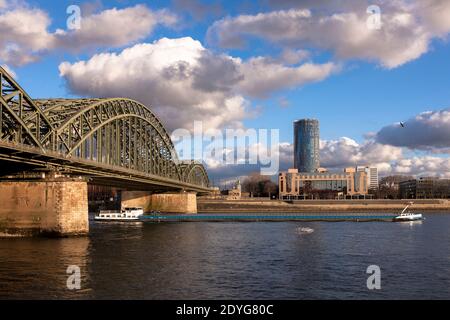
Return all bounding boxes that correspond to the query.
[1,65,211,193]
[0,140,211,193]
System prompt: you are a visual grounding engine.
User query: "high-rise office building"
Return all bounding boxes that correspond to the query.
[357,166,379,190]
[294,119,320,172]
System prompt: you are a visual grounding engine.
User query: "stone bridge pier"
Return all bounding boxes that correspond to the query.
[0,175,89,237]
[121,191,198,214]
[0,176,199,237]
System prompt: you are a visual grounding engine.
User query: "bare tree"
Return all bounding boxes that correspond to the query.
[242,173,278,197]
[378,175,414,199]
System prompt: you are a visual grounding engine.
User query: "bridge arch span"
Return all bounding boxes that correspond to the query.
[37,98,182,181]
[181,162,210,188]
[1,66,211,190]
[0,67,55,150]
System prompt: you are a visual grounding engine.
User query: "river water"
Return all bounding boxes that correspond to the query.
[1,213,450,299]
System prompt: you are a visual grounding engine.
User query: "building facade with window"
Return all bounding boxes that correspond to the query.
[294,119,320,173]
[399,177,450,199]
[357,166,379,190]
[279,168,368,200]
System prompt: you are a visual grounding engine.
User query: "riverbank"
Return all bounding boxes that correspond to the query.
[198,199,450,213]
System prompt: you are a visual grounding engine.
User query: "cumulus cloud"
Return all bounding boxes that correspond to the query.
[207,0,450,68]
[279,137,448,178]
[376,108,450,150]
[266,0,368,11]
[419,0,450,35]
[279,49,310,65]
[0,4,53,65]
[204,139,290,181]
[1,64,17,78]
[59,37,337,131]
[319,137,403,172]
[238,57,339,98]
[59,37,250,131]
[79,0,104,16]
[172,0,222,21]
[390,156,450,178]
[197,132,449,181]
[202,136,400,180]
[0,2,177,66]
[54,5,177,51]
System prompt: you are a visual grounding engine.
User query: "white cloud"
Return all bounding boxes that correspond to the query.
[237,57,339,98]
[283,137,448,178]
[0,2,177,66]
[202,135,400,179]
[419,0,450,35]
[279,49,310,65]
[54,5,177,51]
[59,37,251,131]
[390,156,450,178]
[376,108,450,150]
[207,1,450,68]
[172,0,222,21]
[0,4,53,65]
[1,64,17,78]
[59,37,337,131]
[194,132,449,180]
[207,9,312,48]
[319,137,403,172]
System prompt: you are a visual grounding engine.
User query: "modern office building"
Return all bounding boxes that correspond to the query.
[282,119,372,200]
[294,119,320,172]
[399,177,450,199]
[357,166,379,190]
[279,167,369,200]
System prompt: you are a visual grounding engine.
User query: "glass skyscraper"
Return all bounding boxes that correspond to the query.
[294,119,320,172]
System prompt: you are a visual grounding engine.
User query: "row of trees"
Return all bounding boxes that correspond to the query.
[370,175,415,199]
[241,173,278,198]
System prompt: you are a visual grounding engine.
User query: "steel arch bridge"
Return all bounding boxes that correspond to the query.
[0,66,210,192]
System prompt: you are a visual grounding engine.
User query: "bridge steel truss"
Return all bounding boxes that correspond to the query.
[0,67,210,192]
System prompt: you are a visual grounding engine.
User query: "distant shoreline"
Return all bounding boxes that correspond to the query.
[198,199,450,213]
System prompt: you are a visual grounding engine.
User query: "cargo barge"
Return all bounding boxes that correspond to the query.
[139,212,398,223]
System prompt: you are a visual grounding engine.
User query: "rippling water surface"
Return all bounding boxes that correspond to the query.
[1,213,450,299]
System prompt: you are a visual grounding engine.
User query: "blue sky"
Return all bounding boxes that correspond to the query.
[12,0,450,141]
[2,0,450,179]
[246,42,450,142]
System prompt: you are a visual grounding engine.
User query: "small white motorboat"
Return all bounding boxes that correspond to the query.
[95,207,144,221]
[394,202,423,222]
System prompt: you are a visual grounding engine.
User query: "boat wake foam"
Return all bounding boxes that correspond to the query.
[296,227,314,235]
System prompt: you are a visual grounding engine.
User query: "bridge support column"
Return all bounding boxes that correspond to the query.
[151,192,197,214]
[0,178,89,237]
[121,191,153,212]
[121,191,197,214]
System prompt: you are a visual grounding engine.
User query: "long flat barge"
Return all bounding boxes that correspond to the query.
[197,199,450,213]
[139,212,398,222]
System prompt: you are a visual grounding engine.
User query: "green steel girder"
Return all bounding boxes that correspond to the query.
[180,161,210,188]
[0,68,56,150]
[0,66,211,189]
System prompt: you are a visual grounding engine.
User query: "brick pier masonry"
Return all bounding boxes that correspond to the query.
[0,178,89,237]
[0,179,199,237]
[121,191,197,214]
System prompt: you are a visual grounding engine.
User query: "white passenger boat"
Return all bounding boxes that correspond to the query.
[94,207,144,221]
[394,202,423,222]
